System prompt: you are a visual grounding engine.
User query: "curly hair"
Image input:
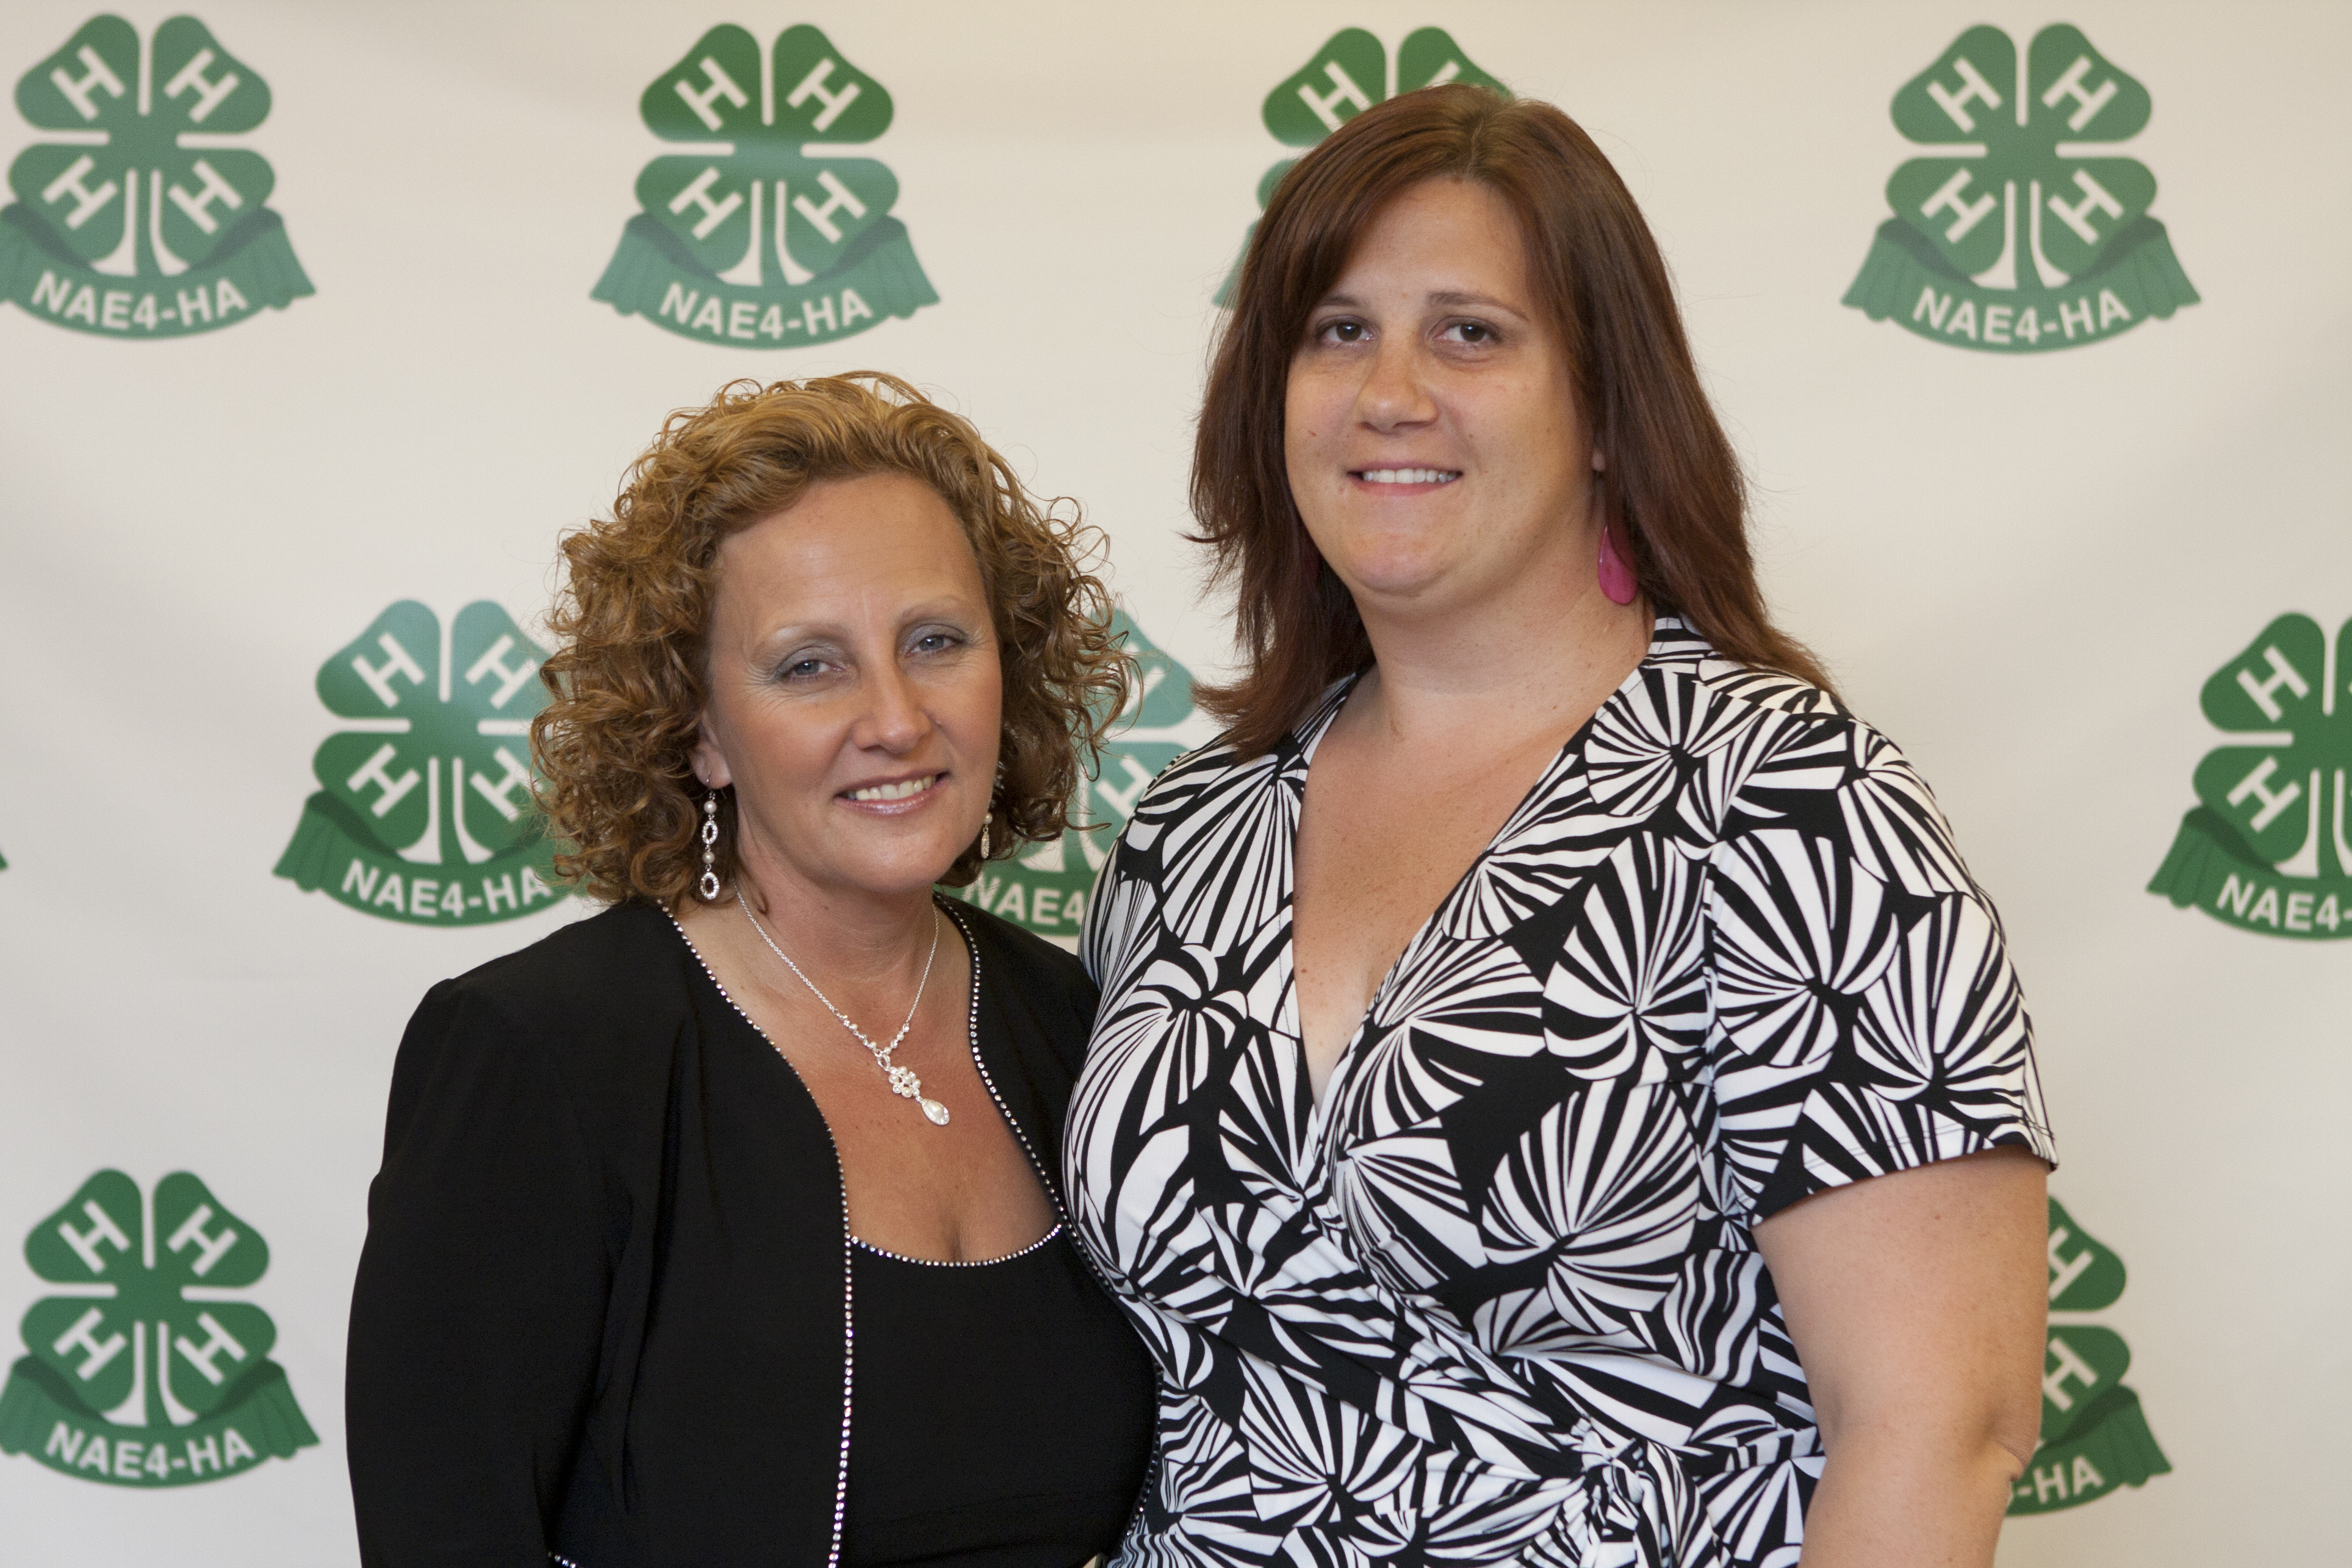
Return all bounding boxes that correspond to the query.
[533,373,1132,908]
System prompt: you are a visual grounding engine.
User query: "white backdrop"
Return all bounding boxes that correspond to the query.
[2,2,2346,1563]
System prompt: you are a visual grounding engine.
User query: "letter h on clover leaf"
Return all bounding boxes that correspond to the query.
[1214,26,1503,305]
[592,24,935,345]
[2008,1199,2170,1514]
[3,13,312,335]
[0,1171,317,1485]
[2149,615,2352,938]
[1844,25,2197,348]
[1894,26,2154,291]
[273,601,567,926]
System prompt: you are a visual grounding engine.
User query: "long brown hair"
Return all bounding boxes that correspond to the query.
[1192,84,1829,754]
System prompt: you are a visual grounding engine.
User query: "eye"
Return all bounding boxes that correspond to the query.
[1314,318,1368,345]
[775,654,830,682]
[1441,318,1498,345]
[911,630,960,655]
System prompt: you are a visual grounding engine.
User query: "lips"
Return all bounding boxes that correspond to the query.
[843,773,941,804]
[1355,467,1461,485]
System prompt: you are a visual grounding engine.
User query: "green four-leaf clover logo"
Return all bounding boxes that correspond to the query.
[1215,26,1503,304]
[947,613,1203,944]
[1844,24,2196,352]
[1,13,312,337]
[0,1171,317,1486]
[273,600,568,926]
[592,24,936,347]
[2011,1198,2171,1514]
[2149,614,2352,938]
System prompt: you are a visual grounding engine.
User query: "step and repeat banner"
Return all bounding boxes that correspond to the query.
[1,2,2343,1563]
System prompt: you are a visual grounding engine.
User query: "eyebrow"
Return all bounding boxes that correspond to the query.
[750,598,980,649]
[1430,290,1524,314]
[1314,289,1529,317]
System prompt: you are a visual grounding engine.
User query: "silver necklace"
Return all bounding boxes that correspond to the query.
[736,890,950,1126]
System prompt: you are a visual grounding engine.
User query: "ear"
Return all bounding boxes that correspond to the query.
[1591,445,1606,473]
[691,711,733,791]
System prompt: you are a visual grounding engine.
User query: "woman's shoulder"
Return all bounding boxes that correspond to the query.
[423,899,692,1040]
[1109,694,1328,859]
[952,897,1096,1013]
[1647,622,1979,888]
[1649,615,1854,728]
[1643,615,1919,785]
[384,903,697,1155]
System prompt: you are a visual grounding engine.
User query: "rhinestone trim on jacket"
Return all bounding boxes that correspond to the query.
[665,909,858,1568]
[851,1222,1062,1267]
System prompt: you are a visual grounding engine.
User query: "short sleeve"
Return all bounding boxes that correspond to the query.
[1702,718,2056,1221]
[346,980,611,1565]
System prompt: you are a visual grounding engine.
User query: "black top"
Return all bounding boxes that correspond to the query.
[843,1228,1153,1567]
[345,898,1151,1568]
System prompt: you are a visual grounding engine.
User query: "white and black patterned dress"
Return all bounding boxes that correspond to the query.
[1066,617,2056,1568]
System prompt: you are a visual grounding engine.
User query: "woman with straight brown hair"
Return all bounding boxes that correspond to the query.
[1065,86,2055,1567]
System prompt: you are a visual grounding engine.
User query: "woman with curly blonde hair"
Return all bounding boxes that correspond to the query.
[348,374,1157,1568]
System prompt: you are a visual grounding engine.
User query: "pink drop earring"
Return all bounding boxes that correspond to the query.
[1596,522,1638,605]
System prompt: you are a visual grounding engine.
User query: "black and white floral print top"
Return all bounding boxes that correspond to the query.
[1066,617,2056,1568]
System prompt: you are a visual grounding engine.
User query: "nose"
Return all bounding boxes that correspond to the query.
[1356,333,1435,433]
[853,660,932,754]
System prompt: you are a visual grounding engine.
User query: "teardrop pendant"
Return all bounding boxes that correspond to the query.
[732,893,953,1130]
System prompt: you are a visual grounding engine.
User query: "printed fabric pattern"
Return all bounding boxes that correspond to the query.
[1066,617,2057,1568]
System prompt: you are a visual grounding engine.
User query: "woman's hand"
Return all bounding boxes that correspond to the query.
[1755,1147,2049,1568]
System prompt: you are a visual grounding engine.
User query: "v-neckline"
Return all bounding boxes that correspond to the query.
[1281,620,1668,1137]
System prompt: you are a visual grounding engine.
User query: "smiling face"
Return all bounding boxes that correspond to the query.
[692,472,1001,906]
[1284,177,1601,622]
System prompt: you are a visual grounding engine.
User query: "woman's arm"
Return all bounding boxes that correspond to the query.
[1755,1147,2048,1568]
[347,980,612,1566]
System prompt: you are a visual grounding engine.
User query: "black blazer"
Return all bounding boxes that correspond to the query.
[345,899,1101,1567]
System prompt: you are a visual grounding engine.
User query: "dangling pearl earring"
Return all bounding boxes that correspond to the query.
[1596,520,1638,606]
[697,789,722,901]
[977,761,1004,860]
